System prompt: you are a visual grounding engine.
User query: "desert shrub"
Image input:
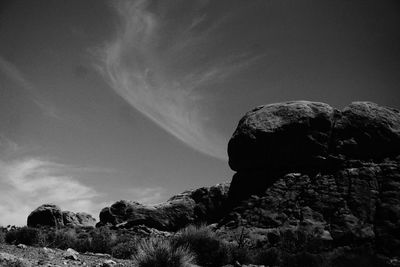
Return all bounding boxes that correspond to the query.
[172,225,230,267]
[227,245,253,265]
[328,246,379,267]
[89,226,116,254]
[5,227,45,246]
[44,228,79,249]
[134,238,196,267]
[281,251,322,267]
[254,247,282,266]
[111,240,138,259]
[0,227,6,243]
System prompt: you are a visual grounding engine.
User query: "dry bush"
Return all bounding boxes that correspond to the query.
[5,227,46,246]
[111,239,138,259]
[172,225,230,267]
[134,237,196,267]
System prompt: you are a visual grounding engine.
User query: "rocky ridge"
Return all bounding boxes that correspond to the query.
[97,183,230,231]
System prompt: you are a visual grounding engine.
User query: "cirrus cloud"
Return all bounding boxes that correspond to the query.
[99,0,262,160]
[0,154,102,226]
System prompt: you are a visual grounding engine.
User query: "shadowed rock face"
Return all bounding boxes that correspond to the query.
[98,183,230,231]
[62,211,96,227]
[227,101,400,204]
[27,204,64,228]
[221,101,400,258]
[27,204,96,228]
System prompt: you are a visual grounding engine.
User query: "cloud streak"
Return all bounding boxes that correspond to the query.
[0,55,62,120]
[100,0,261,160]
[0,152,102,226]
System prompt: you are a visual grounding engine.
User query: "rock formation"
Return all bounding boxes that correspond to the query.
[220,101,400,260]
[27,204,96,228]
[97,183,230,231]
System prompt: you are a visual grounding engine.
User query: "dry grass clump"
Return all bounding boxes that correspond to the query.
[172,225,230,267]
[134,238,196,267]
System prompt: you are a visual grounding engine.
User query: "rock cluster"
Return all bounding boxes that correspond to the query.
[25,100,400,264]
[27,204,96,228]
[222,101,400,258]
[98,183,230,231]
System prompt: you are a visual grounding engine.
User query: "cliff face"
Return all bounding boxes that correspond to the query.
[220,101,400,258]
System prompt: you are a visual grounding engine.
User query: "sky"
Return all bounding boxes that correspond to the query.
[0,0,399,226]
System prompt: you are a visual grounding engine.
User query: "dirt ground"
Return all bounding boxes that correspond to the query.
[0,243,134,267]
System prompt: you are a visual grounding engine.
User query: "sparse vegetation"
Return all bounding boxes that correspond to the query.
[5,226,46,246]
[134,238,196,267]
[111,240,138,259]
[172,225,230,267]
[0,227,6,244]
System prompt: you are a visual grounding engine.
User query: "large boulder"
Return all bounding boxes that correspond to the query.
[27,204,96,228]
[98,183,230,231]
[228,101,400,172]
[220,101,400,264]
[227,101,400,204]
[228,101,337,172]
[27,204,64,228]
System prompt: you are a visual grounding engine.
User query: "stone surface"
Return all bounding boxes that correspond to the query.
[27,204,96,228]
[333,102,400,159]
[227,101,400,204]
[228,101,400,173]
[27,204,64,228]
[0,252,31,267]
[218,159,400,261]
[220,101,400,263]
[228,101,336,172]
[62,211,96,227]
[98,183,230,231]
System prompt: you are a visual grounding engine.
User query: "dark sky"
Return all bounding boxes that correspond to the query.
[0,0,399,225]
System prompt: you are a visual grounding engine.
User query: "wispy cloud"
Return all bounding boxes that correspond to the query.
[0,55,62,120]
[99,0,262,160]
[0,140,103,226]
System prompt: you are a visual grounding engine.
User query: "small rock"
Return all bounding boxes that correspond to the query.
[16,243,27,249]
[65,248,79,261]
[43,247,55,253]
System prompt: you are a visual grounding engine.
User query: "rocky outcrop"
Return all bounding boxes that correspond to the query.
[227,101,400,204]
[27,204,96,228]
[98,183,230,231]
[220,101,400,262]
[62,211,96,227]
[27,204,64,228]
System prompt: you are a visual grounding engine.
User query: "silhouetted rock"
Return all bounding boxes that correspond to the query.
[228,101,336,173]
[98,183,230,231]
[227,101,400,204]
[27,204,96,228]
[27,204,64,228]
[220,101,400,262]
